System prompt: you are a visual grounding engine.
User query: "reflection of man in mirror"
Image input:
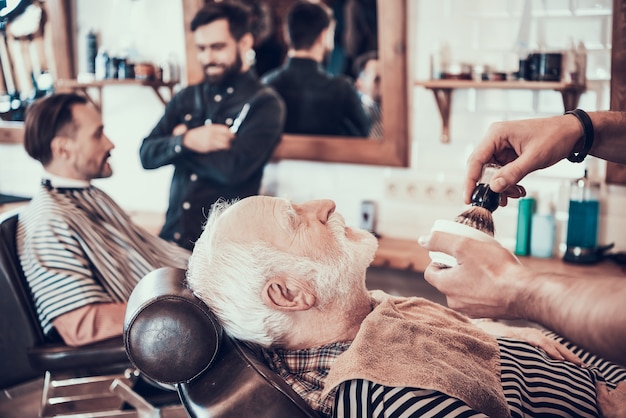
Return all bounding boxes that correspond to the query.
[240,0,285,77]
[262,0,370,138]
[343,0,378,78]
[139,1,286,251]
[354,50,382,139]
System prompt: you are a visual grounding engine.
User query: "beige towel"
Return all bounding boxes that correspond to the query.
[322,290,511,418]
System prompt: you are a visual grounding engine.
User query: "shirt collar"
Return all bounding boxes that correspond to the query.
[263,341,351,416]
[285,57,322,72]
[42,173,91,189]
[205,69,258,96]
[265,341,351,374]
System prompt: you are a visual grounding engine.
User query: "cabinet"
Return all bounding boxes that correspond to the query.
[415,79,586,143]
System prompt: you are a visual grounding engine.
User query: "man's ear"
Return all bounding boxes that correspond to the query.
[239,32,254,54]
[354,77,363,91]
[320,26,334,51]
[50,136,70,159]
[262,276,315,312]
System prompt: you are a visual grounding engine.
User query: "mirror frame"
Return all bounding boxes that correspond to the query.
[608,0,626,184]
[181,0,409,167]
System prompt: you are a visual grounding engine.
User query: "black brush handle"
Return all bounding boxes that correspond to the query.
[470,183,500,213]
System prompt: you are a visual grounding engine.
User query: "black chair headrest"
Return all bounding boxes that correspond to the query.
[124,267,222,385]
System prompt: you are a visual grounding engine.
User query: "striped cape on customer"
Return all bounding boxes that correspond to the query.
[17,179,190,336]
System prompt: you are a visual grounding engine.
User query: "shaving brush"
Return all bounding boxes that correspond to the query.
[454,163,501,236]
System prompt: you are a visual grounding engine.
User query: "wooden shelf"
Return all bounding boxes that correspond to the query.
[0,121,25,144]
[415,79,586,143]
[54,79,179,111]
[371,235,625,277]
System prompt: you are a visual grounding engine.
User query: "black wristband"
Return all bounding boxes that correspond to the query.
[565,109,594,163]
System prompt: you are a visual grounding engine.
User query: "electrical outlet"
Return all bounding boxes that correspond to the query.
[385,177,464,205]
[359,200,377,232]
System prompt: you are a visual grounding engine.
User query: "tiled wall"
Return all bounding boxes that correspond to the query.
[273,0,625,253]
[0,0,624,253]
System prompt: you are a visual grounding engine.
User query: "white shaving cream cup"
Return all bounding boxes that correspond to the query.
[428,219,499,267]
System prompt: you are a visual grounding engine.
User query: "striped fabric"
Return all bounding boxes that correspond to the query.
[333,335,626,417]
[17,182,190,336]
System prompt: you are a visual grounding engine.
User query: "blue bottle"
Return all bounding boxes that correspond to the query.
[515,196,536,256]
[564,170,600,263]
[530,196,556,258]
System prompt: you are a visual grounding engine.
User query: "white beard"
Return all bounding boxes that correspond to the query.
[321,213,379,303]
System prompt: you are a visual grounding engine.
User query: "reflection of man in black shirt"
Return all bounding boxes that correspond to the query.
[140,2,285,251]
[262,1,370,137]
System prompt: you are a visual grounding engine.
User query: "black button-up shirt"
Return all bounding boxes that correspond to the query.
[262,57,370,137]
[140,70,285,250]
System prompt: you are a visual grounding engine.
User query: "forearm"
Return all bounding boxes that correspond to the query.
[140,133,186,169]
[140,89,195,169]
[183,93,283,181]
[52,303,126,347]
[516,271,626,366]
[588,111,626,164]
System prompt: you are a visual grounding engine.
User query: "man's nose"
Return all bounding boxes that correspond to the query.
[311,199,336,223]
[104,135,115,151]
[198,49,213,64]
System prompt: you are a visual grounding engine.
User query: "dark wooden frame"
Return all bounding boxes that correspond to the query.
[181,0,409,167]
[608,0,626,184]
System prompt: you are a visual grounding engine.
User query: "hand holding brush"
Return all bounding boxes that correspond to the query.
[427,164,503,268]
[454,163,502,236]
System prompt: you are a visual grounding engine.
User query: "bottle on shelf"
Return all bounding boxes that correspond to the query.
[530,194,556,258]
[430,42,451,80]
[515,194,536,256]
[562,38,578,84]
[563,169,600,263]
[95,48,109,80]
[576,41,587,85]
[86,30,98,75]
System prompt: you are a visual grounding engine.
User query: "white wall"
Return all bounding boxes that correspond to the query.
[1,0,624,253]
[273,0,625,253]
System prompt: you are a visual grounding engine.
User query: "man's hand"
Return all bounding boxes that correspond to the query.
[465,114,583,205]
[181,124,235,153]
[596,381,626,418]
[419,231,527,319]
[172,123,188,137]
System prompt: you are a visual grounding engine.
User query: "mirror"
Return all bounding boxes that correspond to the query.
[181,0,409,167]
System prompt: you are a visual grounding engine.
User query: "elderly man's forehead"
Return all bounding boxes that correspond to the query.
[215,196,283,236]
[223,196,278,216]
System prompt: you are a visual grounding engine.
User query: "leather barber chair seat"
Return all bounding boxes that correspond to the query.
[0,210,179,417]
[124,266,320,418]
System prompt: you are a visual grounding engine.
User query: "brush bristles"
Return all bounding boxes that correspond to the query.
[454,206,495,236]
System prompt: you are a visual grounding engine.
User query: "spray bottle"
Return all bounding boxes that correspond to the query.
[563,169,600,263]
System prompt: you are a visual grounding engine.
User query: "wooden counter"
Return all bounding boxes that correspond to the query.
[371,237,431,271]
[372,236,626,277]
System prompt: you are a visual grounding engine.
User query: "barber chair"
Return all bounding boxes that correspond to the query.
[0,210,181,417]
[124,266,321,418]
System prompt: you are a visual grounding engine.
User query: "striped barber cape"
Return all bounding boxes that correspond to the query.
[17,179,190,336]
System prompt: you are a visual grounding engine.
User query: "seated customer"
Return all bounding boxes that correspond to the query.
[17,93,190,347]
[353,50,382,139]
[187,196,626,417]
[262,1,370,137]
